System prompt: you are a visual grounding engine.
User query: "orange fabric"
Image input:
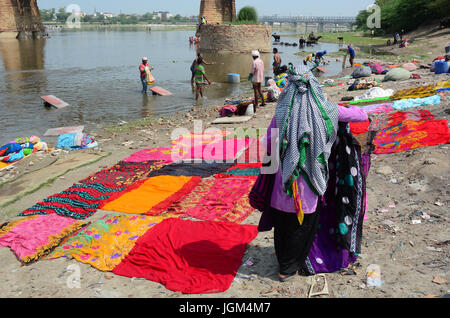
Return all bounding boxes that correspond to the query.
[0,162,11,170]
[102,176,197,214]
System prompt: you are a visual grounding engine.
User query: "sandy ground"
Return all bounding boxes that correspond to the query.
[0,31,449,299]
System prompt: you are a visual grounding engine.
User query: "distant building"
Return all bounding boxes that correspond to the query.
[152,11,173,20]
[101,12,115,18]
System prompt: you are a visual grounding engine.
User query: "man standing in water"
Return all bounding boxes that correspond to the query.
[139,57,153,94]
[191,53,216,86]
[193,56,211,101]
[249,50,266,111]
[273,48,282,75]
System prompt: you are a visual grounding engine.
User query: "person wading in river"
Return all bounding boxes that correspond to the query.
[273,48,282,75]
[191,53,215,86]
[139,57,153,94]
[193,56,211,101]
[249,50,266,111]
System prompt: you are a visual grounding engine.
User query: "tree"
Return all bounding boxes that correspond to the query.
[355,0,449,34]
[237,6,258,23]
[40,8,56,21]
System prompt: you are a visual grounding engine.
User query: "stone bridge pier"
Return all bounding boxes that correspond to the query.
[0,0,44,39]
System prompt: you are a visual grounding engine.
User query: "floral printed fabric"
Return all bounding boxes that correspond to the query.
[79,160,168,187]
[48,214,179,271]
[373,119,450,154]
[171,177,257,224]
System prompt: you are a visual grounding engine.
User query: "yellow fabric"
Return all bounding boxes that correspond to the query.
[292,181,304,225]
[102,175,193,214]
[304,54,314,63]
[49,214,178,271]
[392,81,450,100]
[435,80,450,91]
[145,66,155,85]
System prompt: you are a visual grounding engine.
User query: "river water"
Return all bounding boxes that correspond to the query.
[0,28,343,144]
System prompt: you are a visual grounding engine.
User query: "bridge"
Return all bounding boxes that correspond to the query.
[259,15,356,32]
[0,0,44,38]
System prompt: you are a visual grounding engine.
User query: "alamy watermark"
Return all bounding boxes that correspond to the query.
[169,120,279,174]
[366,4,381,29]
[66,264,81,289]
[66,4,82,29]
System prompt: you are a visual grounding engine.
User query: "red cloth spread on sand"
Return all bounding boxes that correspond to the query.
[373,119,450,154]
[350,120,370,135]
[112,218,258,294]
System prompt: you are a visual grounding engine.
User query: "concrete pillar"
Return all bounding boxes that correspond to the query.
[318,23,324,33]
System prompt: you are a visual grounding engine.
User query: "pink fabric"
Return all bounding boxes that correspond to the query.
[361,103,394,114]
[0,214,80,261]
[173,138,256,161]
[122,147,174,163]
[251,58,265,83]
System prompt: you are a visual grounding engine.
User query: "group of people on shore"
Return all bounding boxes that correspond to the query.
[302,44,356,69]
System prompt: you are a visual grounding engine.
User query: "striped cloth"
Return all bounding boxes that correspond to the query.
[275,64,339,197]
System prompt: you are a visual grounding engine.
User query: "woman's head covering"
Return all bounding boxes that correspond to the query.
[275,63,339,221]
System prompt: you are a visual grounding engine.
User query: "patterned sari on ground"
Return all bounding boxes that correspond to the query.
[48,214,178,271]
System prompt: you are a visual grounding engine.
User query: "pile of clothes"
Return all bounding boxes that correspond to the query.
[56,132,97,151]
[0,136,48,164]
[274,72,288,88]
[267,78,282,102]
[348,78,382,91]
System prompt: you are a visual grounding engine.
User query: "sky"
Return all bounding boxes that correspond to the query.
[38,0,376,17]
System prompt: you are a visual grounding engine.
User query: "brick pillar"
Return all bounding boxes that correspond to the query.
[0,0,44,38]
[199,0,236,24]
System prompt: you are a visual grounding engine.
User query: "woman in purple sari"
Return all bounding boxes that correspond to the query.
[250,64,368,281]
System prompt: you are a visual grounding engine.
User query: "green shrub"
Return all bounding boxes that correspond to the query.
[237,6,258,23]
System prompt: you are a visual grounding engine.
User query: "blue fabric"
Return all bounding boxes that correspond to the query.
[392,94,441,110]
[141,77,148,93]
[2,150,24,163]
[348,47,355,58]
[0,142,22,156]
[56,133,77,149]
[316,51,326,58]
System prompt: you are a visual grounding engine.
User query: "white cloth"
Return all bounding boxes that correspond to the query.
[354,87,394,101]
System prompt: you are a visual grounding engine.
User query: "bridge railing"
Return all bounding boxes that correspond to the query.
[259,16,356,23]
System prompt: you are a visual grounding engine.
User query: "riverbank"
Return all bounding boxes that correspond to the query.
[43,22,197,31]
[0,40,449,298]
[284,31,389,46]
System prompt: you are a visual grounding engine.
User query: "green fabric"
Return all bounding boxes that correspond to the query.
[222,168,260,176]
[194,64,205,83]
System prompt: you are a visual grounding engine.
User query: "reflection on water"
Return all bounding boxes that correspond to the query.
[0,38,46,71]
[0,29,344,144]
